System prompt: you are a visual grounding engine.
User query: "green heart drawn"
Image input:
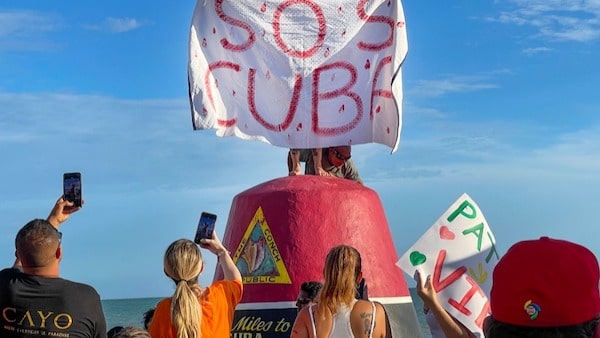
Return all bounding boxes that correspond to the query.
[409,251,427,266]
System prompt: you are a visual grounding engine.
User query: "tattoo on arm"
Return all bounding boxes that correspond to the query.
[360,312,374,335]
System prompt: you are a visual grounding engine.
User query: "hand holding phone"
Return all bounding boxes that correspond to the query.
[194,212,217,244]
[63,172,82,207]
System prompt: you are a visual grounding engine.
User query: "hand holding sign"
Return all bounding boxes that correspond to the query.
[397,193,499,337]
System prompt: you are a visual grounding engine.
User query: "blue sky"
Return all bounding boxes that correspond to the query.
[1,0,599,300]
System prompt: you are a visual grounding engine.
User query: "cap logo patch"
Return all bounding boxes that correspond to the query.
[524,300,541,320]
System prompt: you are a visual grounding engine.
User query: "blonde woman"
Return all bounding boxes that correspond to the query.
[148,232,242,338]
[291,245,391,338]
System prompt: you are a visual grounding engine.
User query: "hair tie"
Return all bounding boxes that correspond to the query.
[176,279,187,284]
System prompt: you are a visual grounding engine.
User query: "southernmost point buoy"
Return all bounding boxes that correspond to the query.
[214,175,423,337]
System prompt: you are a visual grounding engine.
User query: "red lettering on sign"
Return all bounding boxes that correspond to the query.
[216,0,256,51]
[273,0,326,58]
[370,55,392,119]
[356,0,394,50]
[432,249,467,292]
[448,276,486,316]
[248,68,303,131]
[475,301,490,329]
[206,61,240,127]
[312,62,363,136]
[217,118,237,127]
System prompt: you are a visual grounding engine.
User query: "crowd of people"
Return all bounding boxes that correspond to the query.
[2,195,600,338]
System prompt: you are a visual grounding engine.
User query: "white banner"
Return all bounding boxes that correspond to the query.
[188,0,408,151]
[397,193,500,337]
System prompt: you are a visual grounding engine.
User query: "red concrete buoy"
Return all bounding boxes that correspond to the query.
[214,175,422,337]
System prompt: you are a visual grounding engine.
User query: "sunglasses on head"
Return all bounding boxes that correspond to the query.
[54,229,62,244]
[331,148,351,161]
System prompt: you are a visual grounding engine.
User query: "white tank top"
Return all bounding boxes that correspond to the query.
[308,299,376,338]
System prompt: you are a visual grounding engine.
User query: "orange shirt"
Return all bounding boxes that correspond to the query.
[148,279,243,338]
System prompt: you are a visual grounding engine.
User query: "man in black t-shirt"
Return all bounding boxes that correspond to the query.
[0,197,107,338]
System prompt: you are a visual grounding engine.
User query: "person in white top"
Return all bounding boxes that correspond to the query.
[291,245,391,338]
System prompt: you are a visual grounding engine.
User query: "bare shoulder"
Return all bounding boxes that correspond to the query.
[294,306,310,323]
[353,299,375,309]
[352,300,385,313]
[373,301,386,313]
[350,300,380,338]
[291,307,311,338]
[363,301,390,338]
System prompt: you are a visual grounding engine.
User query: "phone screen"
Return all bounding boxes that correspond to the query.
[63,172,82,207]
[194,212,217,244]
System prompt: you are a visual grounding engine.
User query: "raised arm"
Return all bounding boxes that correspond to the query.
[47,196,82,228]
[13,196,81,269]
[199,231,242,281]
[416,271,475,338]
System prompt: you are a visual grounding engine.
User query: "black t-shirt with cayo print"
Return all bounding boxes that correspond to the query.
[0,268,107,338]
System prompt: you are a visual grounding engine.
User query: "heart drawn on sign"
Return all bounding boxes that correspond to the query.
[409,251,427,266]
[439,226,455,240]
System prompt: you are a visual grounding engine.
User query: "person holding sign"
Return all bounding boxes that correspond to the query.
[397,193,498,337]
[415,271,475,338]
[290,245,390,338]
[287,146,362,184]
[484,237,600,338]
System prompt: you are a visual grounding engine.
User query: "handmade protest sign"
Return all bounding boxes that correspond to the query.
[397,193,500,337]
[188,0,408,152]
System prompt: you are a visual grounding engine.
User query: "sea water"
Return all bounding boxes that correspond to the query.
[102,297,162,331]
[102,288,432,337]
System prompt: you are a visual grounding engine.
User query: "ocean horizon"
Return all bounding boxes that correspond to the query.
[101,288,431,337]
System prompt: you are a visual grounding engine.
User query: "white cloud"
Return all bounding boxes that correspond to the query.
[105,17,143,33]
[82,17,144,33]
[408,74,499,98]
[0,10,62,51]
[0,91,285,188]
[522,46,553,55]
[493,0,600,42]
[359,118,600,189]
[0,10,60,36]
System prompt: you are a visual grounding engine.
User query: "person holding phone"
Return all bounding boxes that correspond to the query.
[148,231,242,338]
[0,196,107,338]
[291,245,391,338]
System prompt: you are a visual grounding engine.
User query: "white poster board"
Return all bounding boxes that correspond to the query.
[397,193,499,337]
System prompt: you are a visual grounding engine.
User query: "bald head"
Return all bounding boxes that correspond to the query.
[16,219,62,268]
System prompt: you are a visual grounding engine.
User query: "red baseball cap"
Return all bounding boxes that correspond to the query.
[490,237,600,327]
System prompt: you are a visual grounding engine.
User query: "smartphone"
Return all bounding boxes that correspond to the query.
[63,172,82,207]
[194,212,217,244]
[356,278,368,300]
